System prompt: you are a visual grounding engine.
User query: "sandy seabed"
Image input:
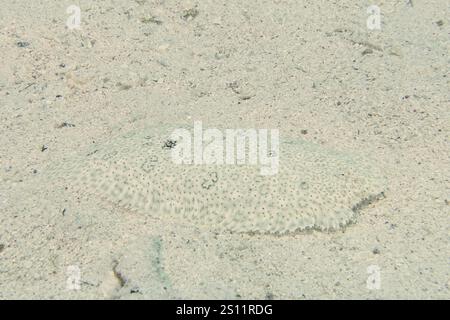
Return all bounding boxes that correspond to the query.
[0,0,449,299]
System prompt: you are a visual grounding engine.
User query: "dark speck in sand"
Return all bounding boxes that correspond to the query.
[17,41,30,48]
[265,292,275,300]
[362,48,374,55]
[162,139,177,150]
[130,287,141,294]
[181,8,199,21]
[141,16,163,25]
[57,122,75,128]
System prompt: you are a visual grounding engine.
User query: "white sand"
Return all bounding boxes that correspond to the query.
[0,0,448,299]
